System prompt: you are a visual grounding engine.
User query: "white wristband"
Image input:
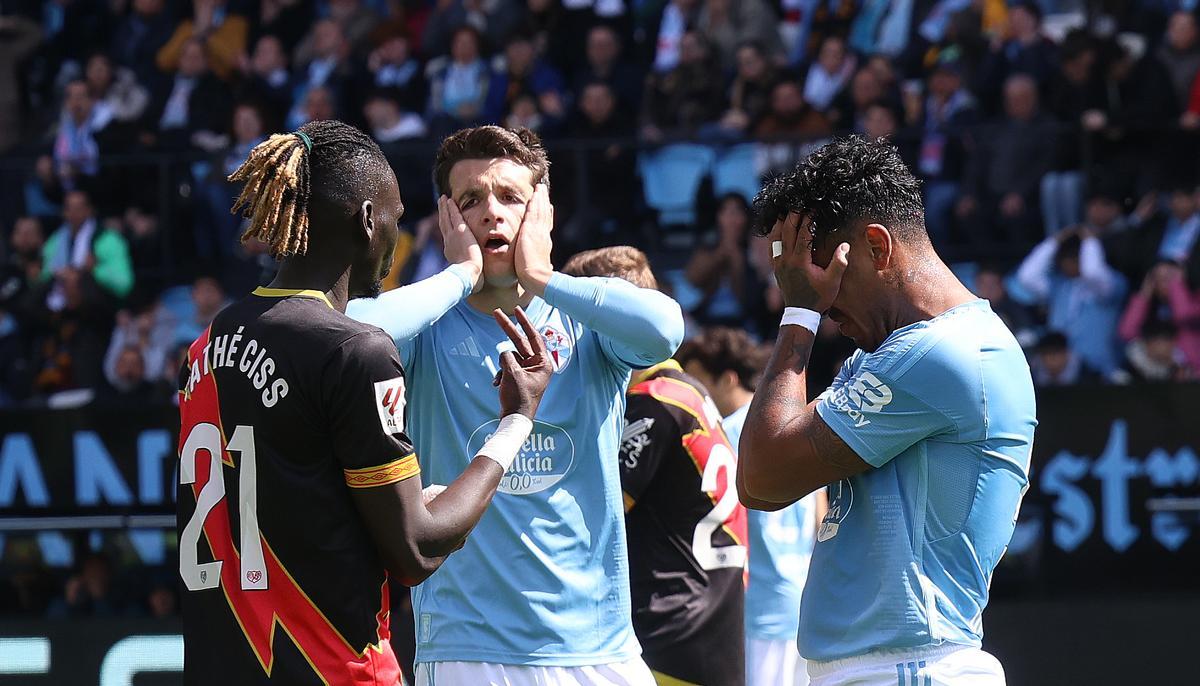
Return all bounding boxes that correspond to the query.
[476,414,533,471]
[780,307,821,334]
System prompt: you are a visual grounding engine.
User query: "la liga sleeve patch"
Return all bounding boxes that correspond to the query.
[373,377,406,435]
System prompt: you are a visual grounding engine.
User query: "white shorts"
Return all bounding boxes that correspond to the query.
[415,657,656,686]
[807,645,1005,686]
[746,637,808,686]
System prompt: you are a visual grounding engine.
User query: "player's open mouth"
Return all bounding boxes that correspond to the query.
[485,237,510,254]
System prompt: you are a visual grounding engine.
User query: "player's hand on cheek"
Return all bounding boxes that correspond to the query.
[514,184,555,295]
[439,195,484,293]
[769,211,850,313]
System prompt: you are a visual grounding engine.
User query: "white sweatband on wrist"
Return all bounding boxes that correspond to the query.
[476,414,533,471]
[780,307,821,334]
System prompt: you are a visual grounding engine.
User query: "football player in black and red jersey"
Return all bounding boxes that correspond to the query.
[563,247,747,686]
[177,120,552,685]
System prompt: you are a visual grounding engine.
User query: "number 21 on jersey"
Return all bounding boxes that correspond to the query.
[179,423,267,592]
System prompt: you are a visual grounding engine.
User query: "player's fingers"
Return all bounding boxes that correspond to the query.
[437,196,448,234]
[447,195,467,230]
[788,212,809,256]
[494,308,535,358]
[512,306,546,357]
[492,369,503,387]
[828,242,851,277]
[499,350,523,379]
[780,211,800,257]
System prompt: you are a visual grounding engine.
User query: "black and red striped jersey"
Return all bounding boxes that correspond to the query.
[177,287,418,685]
[620,359,748,686]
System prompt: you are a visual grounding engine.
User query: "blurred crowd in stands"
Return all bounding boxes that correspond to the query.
[1,0,1200,420]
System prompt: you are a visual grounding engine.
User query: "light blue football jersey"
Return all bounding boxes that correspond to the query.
[805,299,1036,662]
[723,404,818,643]
[351,272,683,666]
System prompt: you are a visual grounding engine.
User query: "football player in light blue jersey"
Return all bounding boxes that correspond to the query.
[737,138,1037,686]
[348,126,683,686]
[678,328,824,686]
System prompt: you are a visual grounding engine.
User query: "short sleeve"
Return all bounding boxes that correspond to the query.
[324,330,420,489]
[815,349,959,468]
[619,394,679,505]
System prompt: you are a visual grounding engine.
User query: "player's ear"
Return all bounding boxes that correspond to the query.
[359,200,374,243]
[863,224,893,270]
[721,370,739,391]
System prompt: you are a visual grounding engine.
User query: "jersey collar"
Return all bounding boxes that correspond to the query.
[251,286,333,309]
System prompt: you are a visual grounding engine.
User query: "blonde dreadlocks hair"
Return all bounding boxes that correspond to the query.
[228,120,390,258]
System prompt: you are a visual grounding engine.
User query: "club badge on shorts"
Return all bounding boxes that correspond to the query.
[541,325,573,373]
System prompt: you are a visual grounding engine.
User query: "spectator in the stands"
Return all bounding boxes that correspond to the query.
[84,52,150,133]
[364,89,427,143]
[173,275,227,350]
[235,34,292,124]
[103,302,172,388]
[650,0,703,73]
[975,2,1057,112]
[0,539,56,616]
[142,578,179,619]
[914,53,978,245]
[1042,32,1098,236]
[754,79,831,138]
[557,81,639,252]
[1082,39,1177,187]
[97,344,162,406]
[1030,331,1104,386]
[860,100,899,142]
[426,25,490,136]
[147,38,232,150]
[423,0,523,61]
[192,102,267,267]
[0,217,44,319]
[249,0,315,55]
[1016,227,1127,375]
[573,24,641,111]
[1127,320,1190,381]
[1109,186,1200,285]
[47,552,120,619]
[0,12,43,153]
[286,19,353,129]
[713,42,779,138]
[0,218,44,404]
[362,32,426,113]
[827,65,886,132]
[1158,11,1200,110]
[156,0,249,82]
[298,85,338,125]
[641,30,726,141]
[958,73,1055,242]
[50,80,103,193]
[683,193,774,333]
[41,190,133,305]
[294,0,377,65]
[803,35,855,113]
[483,31,566,129]
[974,263,1037,348]
[111,0,175,85]
[1119,260,1200,376]
[696,0,783,70]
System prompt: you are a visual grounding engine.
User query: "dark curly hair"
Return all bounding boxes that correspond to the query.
[751,136,926,245]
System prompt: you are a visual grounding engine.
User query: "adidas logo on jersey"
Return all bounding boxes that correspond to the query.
[448,337,482,358]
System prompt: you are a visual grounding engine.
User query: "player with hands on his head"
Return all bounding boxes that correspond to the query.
[739,137,1036,686]
[349,126,684,686]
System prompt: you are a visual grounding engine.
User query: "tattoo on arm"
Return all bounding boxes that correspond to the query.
[808,413,870,477]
